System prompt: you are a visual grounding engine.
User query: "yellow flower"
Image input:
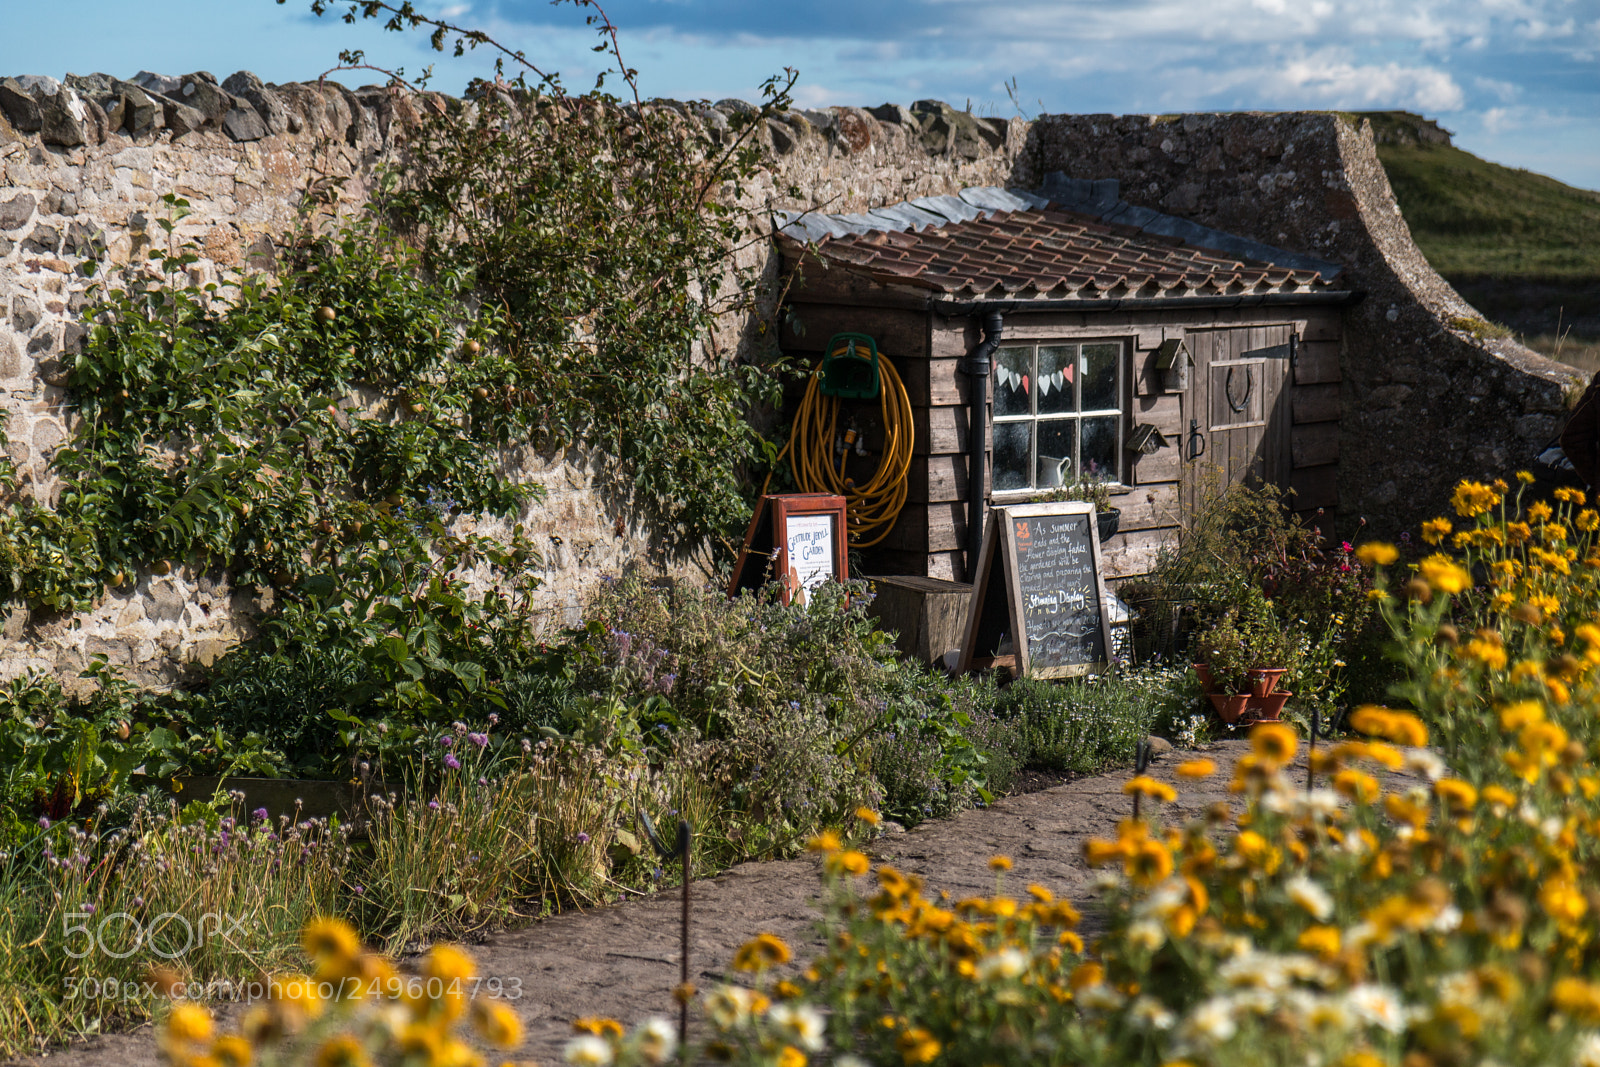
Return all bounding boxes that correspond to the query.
[1462,632,1508,671]
[301,917,361,965]
[1176,758,1216,778]
[1451,480,1501,518]
[1553,977,1600,1023]
[988,855,1013,871]
[164,1004,214,1047]
[1069,961,1105,989]
[423,945,476,985]
[1527,500,1554,523]
[1355,542,1398,566]
[1297,925,1341,959]
[1121,776,1177,802]
[1420,554,1472,595]
[1125,838,1174,886]
[572,1017,625,1039]
[1421,517,1453,544]
[805,831,841,854]
[1578,508,1600,532]
[777,1047,807,1067]
[1498,700,1545,731]
[824,850,870,877]
[854,807,881,826]
[1250,722,1298,766]
[212,1036,253,1067]
[897,1028,941,1065]
[1333,769,1380,804]
[1435,778,1478,814]
[472,1000,525,1049]
[732,933,792,972]
[313,1035,370,1067]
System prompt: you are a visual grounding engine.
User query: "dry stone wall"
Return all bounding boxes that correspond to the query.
[0,71,1572,684]
[0,76,1031,687]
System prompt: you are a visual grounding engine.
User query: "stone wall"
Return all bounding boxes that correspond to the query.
[0,76,1030,686]
[0,73,1575,684]
[1016,112,1584,536]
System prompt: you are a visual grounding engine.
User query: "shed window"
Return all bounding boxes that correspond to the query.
[991,341,1123,492]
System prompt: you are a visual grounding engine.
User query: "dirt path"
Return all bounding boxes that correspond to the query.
[12,740,1272,1067]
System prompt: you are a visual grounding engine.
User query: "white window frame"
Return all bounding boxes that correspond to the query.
[989,339,1125,497]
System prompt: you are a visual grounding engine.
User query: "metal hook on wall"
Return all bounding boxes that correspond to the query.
[1186,418,1207,461]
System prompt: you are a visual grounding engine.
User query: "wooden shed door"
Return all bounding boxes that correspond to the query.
[1182,325,1295,515]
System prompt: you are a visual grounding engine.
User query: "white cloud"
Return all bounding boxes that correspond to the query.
[1128,46,1466,113]
[1474,75,1520,102]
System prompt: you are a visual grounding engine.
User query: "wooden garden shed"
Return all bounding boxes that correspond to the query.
[776,176,1357,586]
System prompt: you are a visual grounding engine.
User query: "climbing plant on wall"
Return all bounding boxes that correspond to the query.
[0,192,539,610]
[0,1,797,611]
[317,0,798,553]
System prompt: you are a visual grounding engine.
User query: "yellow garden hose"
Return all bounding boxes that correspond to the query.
[768,346,915,548]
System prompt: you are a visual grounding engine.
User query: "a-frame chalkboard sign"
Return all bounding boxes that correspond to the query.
[955,501,1111,679]
[728,494,849,606]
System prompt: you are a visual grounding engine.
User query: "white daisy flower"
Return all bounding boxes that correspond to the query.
[1346,983,1407,1034]
[1286,875,1335,921]
[565,1035,615,1067]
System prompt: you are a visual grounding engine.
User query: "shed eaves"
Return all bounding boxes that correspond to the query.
[776,176,1344,301]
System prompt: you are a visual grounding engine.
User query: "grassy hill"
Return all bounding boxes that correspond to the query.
[1361,112,1600,370]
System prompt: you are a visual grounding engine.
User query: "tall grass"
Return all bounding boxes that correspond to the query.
[0,796,346,1051]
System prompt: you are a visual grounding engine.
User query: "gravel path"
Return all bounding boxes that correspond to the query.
[10,739,1273,1067]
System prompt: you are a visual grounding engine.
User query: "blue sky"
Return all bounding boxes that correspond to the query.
[4,0,1598,190]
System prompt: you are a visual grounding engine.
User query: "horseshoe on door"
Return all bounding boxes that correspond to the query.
[1225,366,1253,414]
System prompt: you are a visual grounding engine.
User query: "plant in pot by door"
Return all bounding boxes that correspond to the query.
[1193,591,1294,724]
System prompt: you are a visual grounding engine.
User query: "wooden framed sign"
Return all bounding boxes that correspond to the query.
[729,494,849,606]
[955,501,1111,679]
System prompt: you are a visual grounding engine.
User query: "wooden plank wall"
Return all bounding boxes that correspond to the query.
[780,285,1343,585]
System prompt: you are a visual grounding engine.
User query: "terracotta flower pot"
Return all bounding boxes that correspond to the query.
[1193,662,1218,692]
[1248,668,1288,697]
[1240,691,1293,724]
[1207,692,1251,724]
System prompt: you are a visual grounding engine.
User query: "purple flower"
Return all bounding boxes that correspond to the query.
[444,753,461,770]
[353,885,365,896]
[467,732,488,748]
[477,777,488,787]
[576,832,591,845]
[439,736,455,749]
[132,896,144,908]
[82,903,96,915]
[37,817,50,830]
[428,800,441,810]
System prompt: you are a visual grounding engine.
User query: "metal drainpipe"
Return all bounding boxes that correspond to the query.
[964,310,1004,581]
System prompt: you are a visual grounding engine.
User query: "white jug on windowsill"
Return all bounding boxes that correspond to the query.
[1038,454,1070,488]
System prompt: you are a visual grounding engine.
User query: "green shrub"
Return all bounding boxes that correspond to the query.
[995,673,1160,774]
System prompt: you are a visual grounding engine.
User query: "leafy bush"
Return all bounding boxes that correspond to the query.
[994,673,1161,774]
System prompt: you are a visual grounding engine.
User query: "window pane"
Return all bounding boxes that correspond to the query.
[994,347,1032,417]
[993,421,1032,491]
[1036,419,1074,488]
[1036,345,1076,415]
[1081,343,1119,411]
[1081,415,1119,482]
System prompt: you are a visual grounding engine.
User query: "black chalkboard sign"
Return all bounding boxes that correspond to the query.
[955,502,1110,679]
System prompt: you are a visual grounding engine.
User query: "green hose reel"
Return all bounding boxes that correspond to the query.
[819,332,881,400]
